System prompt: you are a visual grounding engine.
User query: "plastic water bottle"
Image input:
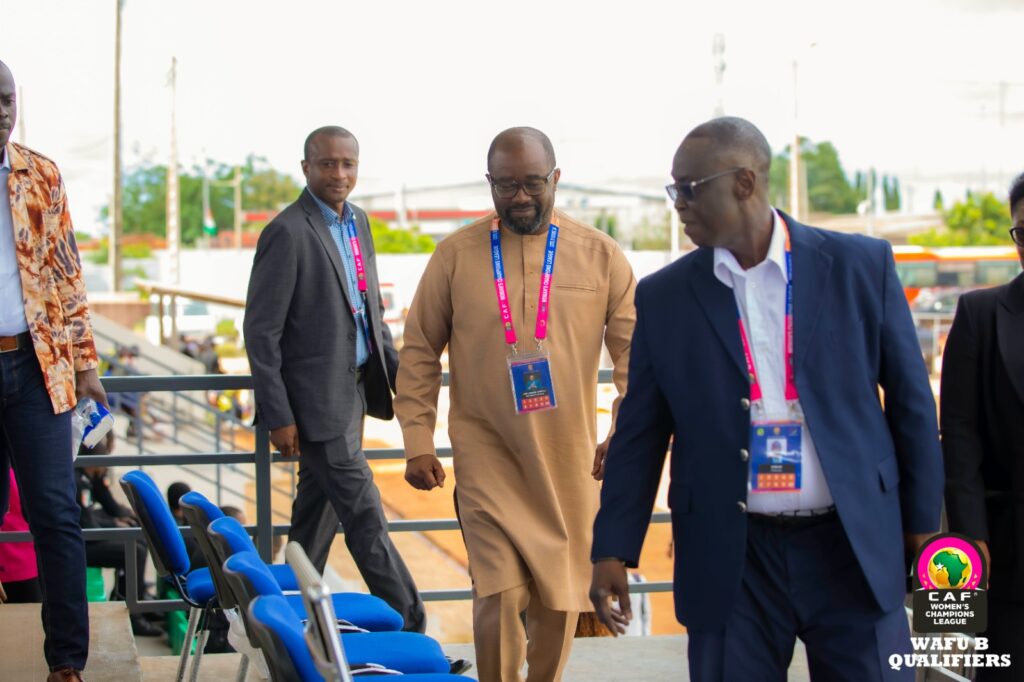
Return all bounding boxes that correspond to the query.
[71,398,115,454]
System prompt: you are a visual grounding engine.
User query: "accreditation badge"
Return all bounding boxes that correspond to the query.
[749,421,803,492]
[507,350,557,414]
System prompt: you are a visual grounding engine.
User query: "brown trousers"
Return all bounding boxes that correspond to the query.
[472,580,579,682]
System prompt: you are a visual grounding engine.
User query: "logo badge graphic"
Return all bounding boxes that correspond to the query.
[911,533,987,633]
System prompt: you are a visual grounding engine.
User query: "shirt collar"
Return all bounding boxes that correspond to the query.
[0,145,10,171]
[713,209,787,288]
[307,188,352,224]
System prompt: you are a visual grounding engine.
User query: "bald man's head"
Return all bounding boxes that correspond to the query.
[685,117,772,180]
[0,60,16,149]
[487,127,556,172]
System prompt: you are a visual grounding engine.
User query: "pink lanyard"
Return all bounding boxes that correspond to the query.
[736,214,798,404]
[490,216,560,351]
[345,220,368,305]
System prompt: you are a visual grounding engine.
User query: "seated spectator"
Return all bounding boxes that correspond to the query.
[78,435,162,637]
[0,471,40,602]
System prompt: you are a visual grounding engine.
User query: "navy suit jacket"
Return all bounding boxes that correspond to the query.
[592,213,944,632]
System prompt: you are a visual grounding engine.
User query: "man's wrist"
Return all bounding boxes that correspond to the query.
[592,557,626,565]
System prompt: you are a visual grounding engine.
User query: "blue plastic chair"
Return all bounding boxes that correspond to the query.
[119,470,216,682]
[249,594,470,681]
[208,516,403,632]
[223,552,450,675]
[178,491,299,597]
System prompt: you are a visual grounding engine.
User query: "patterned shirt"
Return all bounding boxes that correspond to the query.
[307,190,370,366]
[0,148,30,334]
[3,143,98,413]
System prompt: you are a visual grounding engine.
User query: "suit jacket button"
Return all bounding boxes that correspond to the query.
[737,501,747,512]
[740,398,751,410]
[349,365,356,374]
[740,448,750,462]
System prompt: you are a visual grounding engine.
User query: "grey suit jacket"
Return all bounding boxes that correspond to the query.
[244,189,398,443]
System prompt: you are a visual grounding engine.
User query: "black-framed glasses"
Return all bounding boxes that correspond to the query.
[1011,227,1024,247]
[486,168,557,199]
[665,167,745,202]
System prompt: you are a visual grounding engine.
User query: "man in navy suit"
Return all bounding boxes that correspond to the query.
[589,117,943,680]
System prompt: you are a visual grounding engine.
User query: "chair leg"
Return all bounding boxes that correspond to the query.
[188,607,211,682]
[235,654,249,682]
[175,607,200,682]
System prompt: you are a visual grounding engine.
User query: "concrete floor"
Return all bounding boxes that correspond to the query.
[137,634,814,681]
[0,602,142,682]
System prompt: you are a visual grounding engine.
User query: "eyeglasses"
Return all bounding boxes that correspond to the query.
[1011,227,1024,247]
[665,167,745,202]
[487,168,557,199]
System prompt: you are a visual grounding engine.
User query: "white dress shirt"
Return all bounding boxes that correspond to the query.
[0,146,30,336]
[713,210,833,513]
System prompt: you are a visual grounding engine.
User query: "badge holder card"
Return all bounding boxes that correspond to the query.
[508,350,557,414]
[749,420,803,493]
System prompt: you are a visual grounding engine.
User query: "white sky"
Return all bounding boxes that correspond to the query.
[3,0,1022,230]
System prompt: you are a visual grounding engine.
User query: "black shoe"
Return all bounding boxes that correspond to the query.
[131,614,164,637]
[447,656,473,675]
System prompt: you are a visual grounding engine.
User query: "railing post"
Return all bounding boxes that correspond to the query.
[214,412,223,506]
[125,534,139,613]
[254,427,273,562]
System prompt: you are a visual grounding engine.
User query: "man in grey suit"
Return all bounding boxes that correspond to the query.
[244,126,425,632]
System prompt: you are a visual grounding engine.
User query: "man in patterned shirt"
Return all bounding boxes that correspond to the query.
[0,59,108,682]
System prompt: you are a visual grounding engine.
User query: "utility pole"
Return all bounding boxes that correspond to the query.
[233,165,242,249]
[789,59,802,222]
[712,34,726,118]
[16,87,25,144]
[166,57,180,286]
[110,0,124,292]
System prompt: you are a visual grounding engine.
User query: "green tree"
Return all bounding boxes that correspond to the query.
[102,155,302,245]
[908,192,1012,246]
[933,189,945,211]
[771,138,865,214]
[594,212,618,240]
[369,218,435,254]
[883,175,901,211]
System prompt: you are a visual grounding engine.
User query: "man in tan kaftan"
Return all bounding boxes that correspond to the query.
[395,127,636,681]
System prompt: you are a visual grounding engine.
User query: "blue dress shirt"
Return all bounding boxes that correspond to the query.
[308,190,370,366]
[0,146,29,336]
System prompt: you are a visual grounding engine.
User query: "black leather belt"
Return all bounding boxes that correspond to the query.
[749,505,838,528]
[0,331,32,353]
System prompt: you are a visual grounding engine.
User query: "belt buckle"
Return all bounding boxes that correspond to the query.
[0,336,21,354]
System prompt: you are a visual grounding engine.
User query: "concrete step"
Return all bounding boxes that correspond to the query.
[0,601,142,681]
[137,635,812,682]
[139,653,256,681]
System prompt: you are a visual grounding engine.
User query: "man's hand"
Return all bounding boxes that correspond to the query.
[405,454,446,491]
[75,368,108,408]
[270,425,301,458]
[589,559,632,636]
[904,532,935,563]
[592,438,610,481]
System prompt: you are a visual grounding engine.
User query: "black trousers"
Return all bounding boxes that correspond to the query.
[287,379,426,633]
[0,347,88,671]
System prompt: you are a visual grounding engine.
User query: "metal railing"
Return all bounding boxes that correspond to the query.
[0,371,974,679]
[0,370,671,614]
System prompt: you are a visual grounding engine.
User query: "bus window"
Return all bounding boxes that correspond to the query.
[976,261,1022,285]
[936,261,974,287]
[895,262,937,287]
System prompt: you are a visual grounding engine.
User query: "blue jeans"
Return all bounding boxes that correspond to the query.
[0,346,88,671]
